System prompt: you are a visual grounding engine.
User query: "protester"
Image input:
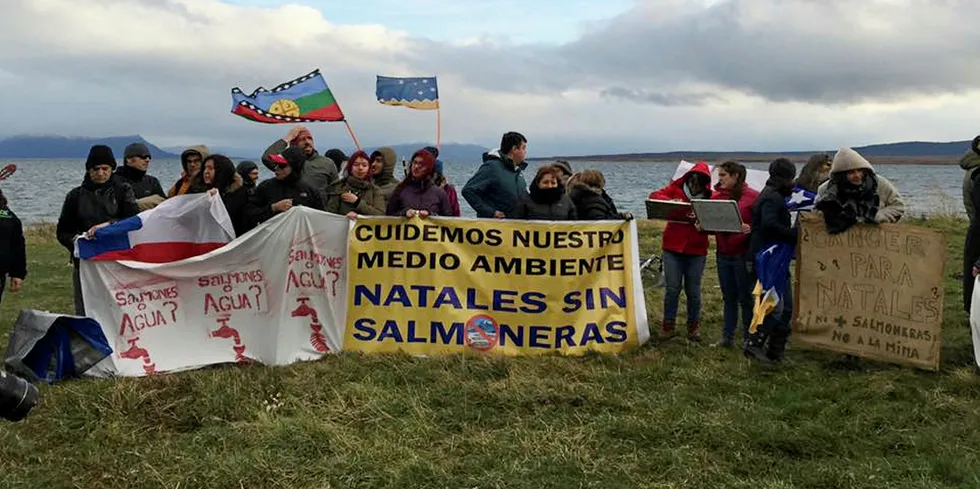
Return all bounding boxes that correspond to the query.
[815,147,905,234]
[236,160,260,195]
[566,170,626,220]
[370,147,400,199]
[191,154,250,236]
[462,131,529,218]
[168,145,209,197]
[116,142,166,210]
[0,188,26,305]
[796,153,832,193]
[246,146,324,228]
[56,145,140,315]
[261,126,338,199]
[963,137,980,312]
[324,148,347,176]
[423,146,461,217]
[385,149,452,218]
[649,162,713,342]
[325,151,386,220]
[962,136,980,221]
[710,161,759,348]
[553,160,573,186]
[744,158,799,363]
[510,165,576,220]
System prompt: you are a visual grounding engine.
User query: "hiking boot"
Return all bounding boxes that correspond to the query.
[766,329,789,362]
[743,333,769,362]
[659,320,675,339]
[687,322,702,343]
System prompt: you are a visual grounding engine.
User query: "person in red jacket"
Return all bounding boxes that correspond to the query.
[649,162,712,341]
[709,161,759,348]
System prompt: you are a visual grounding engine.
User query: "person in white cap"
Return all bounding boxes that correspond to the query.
[815,147,904,234]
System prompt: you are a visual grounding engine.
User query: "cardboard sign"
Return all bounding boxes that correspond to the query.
[793,214,946,371]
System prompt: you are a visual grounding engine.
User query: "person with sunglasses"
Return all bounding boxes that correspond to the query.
[117,142,166,210]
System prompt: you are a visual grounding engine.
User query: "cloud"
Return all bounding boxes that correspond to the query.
[599,87,725,106]
[560,0,980,104]
[0,0,978,156]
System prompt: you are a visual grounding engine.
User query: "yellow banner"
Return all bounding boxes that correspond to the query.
[343,217,649,355]
[794,214,947,370]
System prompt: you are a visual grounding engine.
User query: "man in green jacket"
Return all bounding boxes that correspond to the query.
[462,131,529,218]
[262,125,338,201]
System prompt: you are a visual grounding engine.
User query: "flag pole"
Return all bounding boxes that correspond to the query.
[436,105,442,152]
[343,119,362,151]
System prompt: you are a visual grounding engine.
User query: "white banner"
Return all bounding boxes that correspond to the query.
[672,160,770,193]
[80,207,351,377]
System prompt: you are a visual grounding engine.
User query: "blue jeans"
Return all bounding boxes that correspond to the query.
[716,253,753,342]
[662,251,706,325]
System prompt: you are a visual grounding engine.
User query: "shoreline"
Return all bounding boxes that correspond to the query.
[532,155,963,165]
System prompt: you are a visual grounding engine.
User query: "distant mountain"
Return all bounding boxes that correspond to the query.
[161,145,257,160]
[851,140,973,157]
[542,140,975,162]
[0,135,178,159]
[380,143,489,164]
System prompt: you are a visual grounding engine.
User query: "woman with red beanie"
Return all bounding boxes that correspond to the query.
[709,161,759,348]
[385,149,452,218]
[649,162,712,342]
[324,150,385,220]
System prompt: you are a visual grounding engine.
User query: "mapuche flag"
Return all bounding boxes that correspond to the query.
[231,70,345,123]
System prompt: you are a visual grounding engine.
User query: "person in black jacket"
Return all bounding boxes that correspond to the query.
[744,158,798,363]
[964,138,980,313]
[509,165,576,220]
[56,145,140,316]
[245,146,324,228]
[0,188,26,305]
[568,169,632,220]
[191,154,250,237]
[116,142,166,210]
[236,160,260,195]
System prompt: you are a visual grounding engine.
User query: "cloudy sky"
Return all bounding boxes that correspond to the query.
[1,0,979,156]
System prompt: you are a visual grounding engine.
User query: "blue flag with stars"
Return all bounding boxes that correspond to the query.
[785,184,817,212]
[376,76,439,110]
[749,188,812,332]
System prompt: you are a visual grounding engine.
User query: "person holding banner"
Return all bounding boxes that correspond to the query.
[568,169,628,220]
[191,154,250,236]
[710,162,758,348]
[56,145,140,315]
[325,151,386,220]
[246,146,324,228]
[510,165,576,220]
[385,149,452,218]
[815,147,905,234]
[649,162,713,342]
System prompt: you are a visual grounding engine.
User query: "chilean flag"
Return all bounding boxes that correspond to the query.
[76,193,236,263]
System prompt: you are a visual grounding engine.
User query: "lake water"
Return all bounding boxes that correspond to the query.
[2,158,965,224]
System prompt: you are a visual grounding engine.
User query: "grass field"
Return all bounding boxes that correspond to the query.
[0,220,978,489]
